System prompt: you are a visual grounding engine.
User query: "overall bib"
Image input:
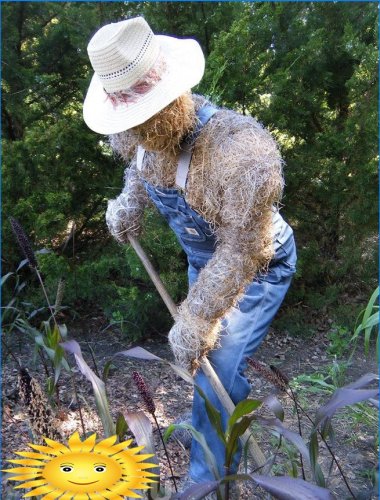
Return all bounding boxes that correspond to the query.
[138,105,297,482]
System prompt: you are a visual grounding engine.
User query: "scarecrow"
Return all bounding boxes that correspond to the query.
[83,17,297,490]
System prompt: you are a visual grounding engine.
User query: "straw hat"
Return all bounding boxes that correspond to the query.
[83,17,205,134]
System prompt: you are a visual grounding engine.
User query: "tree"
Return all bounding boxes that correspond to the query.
[2,3,377,337]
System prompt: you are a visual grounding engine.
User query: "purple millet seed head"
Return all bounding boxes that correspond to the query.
[247,357,288,391]
[9,217,38,268]
[132,371,156,415]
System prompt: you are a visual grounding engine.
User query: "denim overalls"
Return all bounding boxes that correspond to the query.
[139,105,297,482]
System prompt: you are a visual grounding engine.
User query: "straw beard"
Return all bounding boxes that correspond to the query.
[132,92,196,153]
[109,92,196,159]
[107,94,284,372]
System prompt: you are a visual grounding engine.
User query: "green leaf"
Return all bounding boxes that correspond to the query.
[102,360,116,382]
[364,312,379,355]
[164,423,220,481]
[309,431,325,487]
[363,287,379,325]
[115,413,128,442]
[320,418,334,442]
[195,385,226,445]
[225,415,255,469]
[353,288,379,350]
[46,377,55,397]
[53,345,64,384]
[227,399,262,432]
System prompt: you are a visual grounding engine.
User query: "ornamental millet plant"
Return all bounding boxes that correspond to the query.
[247,357,355,497]
[132,370,178,493]
[9,216,86,435]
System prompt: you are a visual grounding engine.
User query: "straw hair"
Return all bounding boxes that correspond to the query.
[108,94,283,370]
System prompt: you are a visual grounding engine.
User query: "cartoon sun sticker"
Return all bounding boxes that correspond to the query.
[3,432,158,499]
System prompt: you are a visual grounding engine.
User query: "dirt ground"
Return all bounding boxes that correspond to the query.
[2,313,378,499]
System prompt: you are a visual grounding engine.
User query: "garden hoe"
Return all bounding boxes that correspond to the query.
[127,234,266,469]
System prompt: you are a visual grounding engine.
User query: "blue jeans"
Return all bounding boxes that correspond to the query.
[188,229,296,482]
[142,181,297,483]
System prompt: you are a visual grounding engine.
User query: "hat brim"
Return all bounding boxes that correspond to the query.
[83,35,205,135]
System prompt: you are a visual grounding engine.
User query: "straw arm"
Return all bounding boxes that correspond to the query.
[127,233,266,468]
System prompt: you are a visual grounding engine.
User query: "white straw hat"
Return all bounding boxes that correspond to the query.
[83,17,205,134]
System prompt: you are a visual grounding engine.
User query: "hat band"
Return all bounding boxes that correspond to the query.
[105,54,166,108]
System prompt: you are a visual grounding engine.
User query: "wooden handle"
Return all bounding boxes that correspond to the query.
[127,234,266,468]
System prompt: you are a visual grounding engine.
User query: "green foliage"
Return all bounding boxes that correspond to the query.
[327,325,351,358]
[2,2,378,336]
[351,287,379,357]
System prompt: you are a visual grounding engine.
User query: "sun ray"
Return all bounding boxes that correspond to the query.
[6,473,44,481]
[8,458,46,467]
[2,466,42,475]
[93,435,118,453]
[76,432,97,452]
[121,460,158,470]
[88,493,107,500]
[118,477,155,491]
[105,440,134,455]
[41,489,63,500]
[122,472,158,482]
[56,492,75,500]
[101,485,142,499]
[43,437,70,453]
[24,484,55,497]
[135,462,159,470]
[14,479,48,489]
[67,431,85,452]
[68,431,97,453]
[16,451,53,460]
[28,443,66,456]
[72,494,92,500]
[88,494,106,500]
[132,453,156,462]
[99,492,125,500]
[123,445,145,455]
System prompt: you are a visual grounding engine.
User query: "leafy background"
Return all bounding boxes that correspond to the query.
[2,2,378,340]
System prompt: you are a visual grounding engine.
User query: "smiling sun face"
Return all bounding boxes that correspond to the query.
[3,432,158,499]
[42,452,123,493]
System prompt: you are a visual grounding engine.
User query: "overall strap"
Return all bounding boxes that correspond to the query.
[176,105,218,190]
[136,144,145,172]
[136,105,218,183]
